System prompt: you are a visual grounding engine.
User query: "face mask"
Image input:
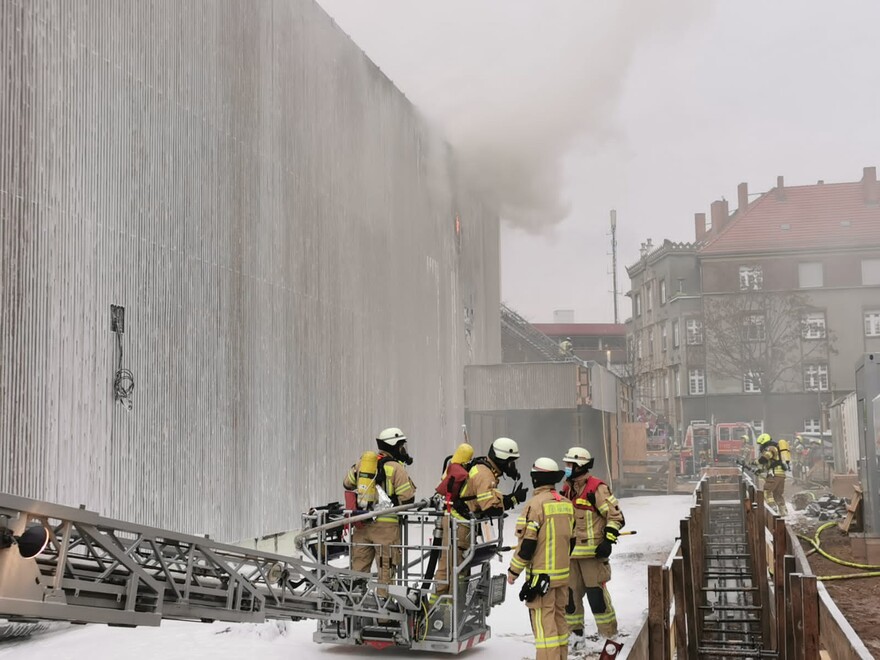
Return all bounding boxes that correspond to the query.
[564,467,573,478]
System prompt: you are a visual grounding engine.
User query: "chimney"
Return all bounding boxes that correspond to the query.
[737,182,749,214]
[863,166,878,204]
[710,199,730,232]
[775,175,785,201]
[695,212,707,241]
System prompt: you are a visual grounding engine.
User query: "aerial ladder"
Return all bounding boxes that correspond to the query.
[0,492,507,654]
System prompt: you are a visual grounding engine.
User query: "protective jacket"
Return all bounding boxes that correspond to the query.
[344,452,415,523]
[459,458,504,519]
[758,442,787,476]
[561,474,624,559]
[508,485,575,588]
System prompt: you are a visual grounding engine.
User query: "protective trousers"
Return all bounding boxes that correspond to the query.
[566,557,617,638]
[528,585,569,660]
[350,520,401,596]
[434,517,470,596]
[763,474,787,514]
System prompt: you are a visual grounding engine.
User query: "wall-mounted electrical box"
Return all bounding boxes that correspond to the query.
[110,305,125,334]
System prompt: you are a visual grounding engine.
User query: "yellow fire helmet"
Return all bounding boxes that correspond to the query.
[756,433,772,445]
[450,443,474,465]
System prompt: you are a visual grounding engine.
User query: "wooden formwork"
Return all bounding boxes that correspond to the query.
[626,473,873,660]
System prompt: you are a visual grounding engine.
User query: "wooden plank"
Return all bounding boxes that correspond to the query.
[671,555,688,660]
[779,555,797,658]
[647,564,666,660]
[774,516,787,653]
[679,517,698,659]
[789,573,803,660]
[801,575,819,660]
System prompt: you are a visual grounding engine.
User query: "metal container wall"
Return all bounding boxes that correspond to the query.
[0,0,500,540]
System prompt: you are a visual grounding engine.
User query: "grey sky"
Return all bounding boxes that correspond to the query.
[317,0,880,323]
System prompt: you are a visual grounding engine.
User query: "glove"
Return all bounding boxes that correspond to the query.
[604,527,620,542]
[595,539,613,559]
[785,462,791,472]
[503,483,529,510]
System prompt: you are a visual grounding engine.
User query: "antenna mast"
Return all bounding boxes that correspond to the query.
[610,210,619,324]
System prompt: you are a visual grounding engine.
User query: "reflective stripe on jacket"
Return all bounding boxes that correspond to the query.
[509,486,574,588]
[458,460,503,519]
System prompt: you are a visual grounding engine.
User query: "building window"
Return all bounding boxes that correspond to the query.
[659,280,667,305]
[672,320,680,348]
[802,312,826,339]
[688,368,705,395]
[798,262,824,288]
[637,335,643,359]
[634,293,642,317]
[742,314,766,342]
[865,310,880,336]
[646,284,653,311]
[647,329,654,356]
[803,364,829,392]
[804,419,821,433]
[862,259,880,286]
[664,373,670,399]
[686,319,703,345]
[661,324,668,351]
[739,265,763,291]
[674,366,681,397]
[743,371,763,393]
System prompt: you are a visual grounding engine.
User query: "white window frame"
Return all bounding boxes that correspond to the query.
[637,335,643,359]
[659,280,667,305]
[672,320,680,348]
[862,259,880,286]
[686,319,703,345]
[688,368,705,396]
[798,262,824,289]
[743,314,766,342]
[802,312,826,340]
[647,329,654,356]
[743,371,763,393]
[803,364,829,392]
[661,324,668,352]
[865,310,880,337]
[804,419,821,433]
[739,265,763,291]
[674,366,681,397]
[634,293,642,317]
[664,372,670,399]
[646,284,654,311]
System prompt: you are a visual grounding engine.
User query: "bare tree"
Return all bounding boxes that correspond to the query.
[703,290,836,428]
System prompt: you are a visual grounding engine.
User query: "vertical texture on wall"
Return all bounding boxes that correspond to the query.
[0,0,500,540]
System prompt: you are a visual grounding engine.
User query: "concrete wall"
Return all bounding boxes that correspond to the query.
[0,0,500,541]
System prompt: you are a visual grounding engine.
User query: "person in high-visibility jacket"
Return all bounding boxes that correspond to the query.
[560,446,625,645]
[343,427,416,596]
[507,458,575,660]
[433,438,528,596]
[756,433,788,515]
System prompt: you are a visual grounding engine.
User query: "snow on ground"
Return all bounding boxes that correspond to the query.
[0,495,694,660]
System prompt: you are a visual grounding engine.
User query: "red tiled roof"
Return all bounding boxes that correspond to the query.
[700,181,880,255]
[532,323,626,337]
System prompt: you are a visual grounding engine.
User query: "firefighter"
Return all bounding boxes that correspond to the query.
[433,442,474,597]
[559,337,573,357]
[343,427,416,596]
[560,447,625,647]
[434,438,527,597]
[756,433,788,515]
[507,458,574,660]
[792,434,807,480]
[738,434,753,464]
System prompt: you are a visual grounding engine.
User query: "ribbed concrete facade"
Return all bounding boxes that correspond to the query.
[0,0,500,540]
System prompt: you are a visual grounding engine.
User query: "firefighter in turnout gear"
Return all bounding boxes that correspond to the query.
[433,442,474,597]
[343,427,416,596]
[756,433,788,515]
[507,458,574,660]
[560,447,625,645]
[433,438,528,597]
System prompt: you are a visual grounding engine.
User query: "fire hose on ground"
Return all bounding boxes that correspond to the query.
[797,521,880,581]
